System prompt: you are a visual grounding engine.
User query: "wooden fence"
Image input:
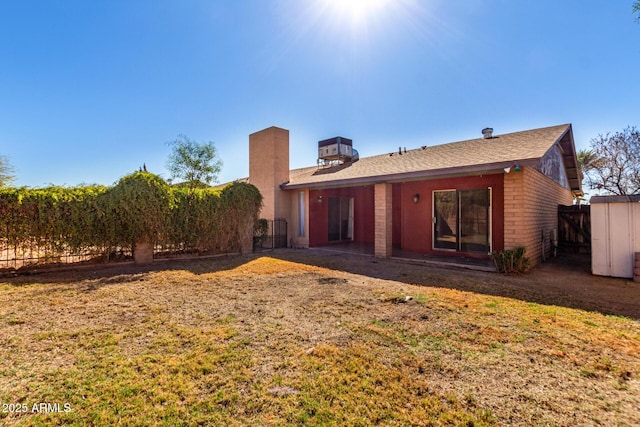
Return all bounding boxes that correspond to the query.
[558,205,591,254]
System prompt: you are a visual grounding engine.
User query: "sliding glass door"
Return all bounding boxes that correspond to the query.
[328,197,354,242]
[433,191,458,250]
[459,189,490,253]
[433,189,491,253]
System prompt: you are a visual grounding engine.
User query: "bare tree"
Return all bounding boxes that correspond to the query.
[0,154,15,187]
[582,126,640,195]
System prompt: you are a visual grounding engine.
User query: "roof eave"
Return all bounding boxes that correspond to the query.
[281,159,541,190]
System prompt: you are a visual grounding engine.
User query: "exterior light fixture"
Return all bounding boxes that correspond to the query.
[413,193,420,204]
[504,165,522,173]
[317,195,323,203]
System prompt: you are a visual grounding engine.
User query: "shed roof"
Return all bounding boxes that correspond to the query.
[590,195,640,204]
[283,123,581,193]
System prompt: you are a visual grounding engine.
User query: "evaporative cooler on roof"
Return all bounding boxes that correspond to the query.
[318,137,355,167]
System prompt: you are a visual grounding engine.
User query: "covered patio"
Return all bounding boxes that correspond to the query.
[313,242,496,272]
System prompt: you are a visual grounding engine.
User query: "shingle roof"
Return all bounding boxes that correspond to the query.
[283,124,577,190]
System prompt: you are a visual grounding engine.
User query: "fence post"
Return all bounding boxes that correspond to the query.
[134,240,154,265]
[239,217,255,255]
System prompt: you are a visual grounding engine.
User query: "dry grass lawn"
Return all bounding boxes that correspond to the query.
[1,250,639,426]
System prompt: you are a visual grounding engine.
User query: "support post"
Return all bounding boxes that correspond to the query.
[374,183,393,258]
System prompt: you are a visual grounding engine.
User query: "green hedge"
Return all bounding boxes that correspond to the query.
[0,185,109,253]
[0,172,262,261]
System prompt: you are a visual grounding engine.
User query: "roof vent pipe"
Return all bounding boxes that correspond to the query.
[482,127,494,139]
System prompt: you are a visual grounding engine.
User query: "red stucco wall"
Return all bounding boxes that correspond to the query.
[398,174,504,257]
[309,186,375,246]
[392,183,402,249]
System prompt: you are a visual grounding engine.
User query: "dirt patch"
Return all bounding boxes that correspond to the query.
[316,277,349,285]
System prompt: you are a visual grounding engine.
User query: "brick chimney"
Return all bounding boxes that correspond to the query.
[249,126,290,221]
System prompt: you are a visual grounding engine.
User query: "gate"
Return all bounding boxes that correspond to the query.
[558,205,591,254]
[254,218,288,251]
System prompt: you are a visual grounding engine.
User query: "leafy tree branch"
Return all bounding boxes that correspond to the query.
[0,154,15,187]
[166,135,223,188]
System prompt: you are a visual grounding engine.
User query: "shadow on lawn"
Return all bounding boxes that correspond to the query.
[3,254,253,289]
[269,249,640,320]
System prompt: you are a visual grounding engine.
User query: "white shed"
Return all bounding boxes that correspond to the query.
[590,195,640,279]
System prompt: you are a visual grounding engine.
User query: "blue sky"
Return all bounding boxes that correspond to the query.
[1,0,639,187]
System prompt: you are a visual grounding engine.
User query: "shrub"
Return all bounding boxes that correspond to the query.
[219,182,263,253]
[166,186,223,252]
[490,247,530,274]
[103,171,173,246]
[254,218,270,249]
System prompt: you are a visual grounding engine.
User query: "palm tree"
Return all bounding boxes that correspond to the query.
[576,149,599,191]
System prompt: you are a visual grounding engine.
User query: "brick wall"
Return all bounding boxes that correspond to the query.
[374,183,392,258]
[504,167,574,266]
